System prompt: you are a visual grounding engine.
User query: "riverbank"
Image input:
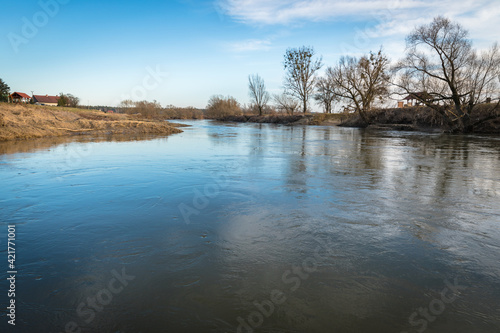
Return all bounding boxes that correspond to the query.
[341,105,500,134]
[217,113,345,126]
[217,105,500,134]
[0,103,183,141]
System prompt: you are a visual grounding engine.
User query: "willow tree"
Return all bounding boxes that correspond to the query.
[394,16,500,132]
[283,46,322,114]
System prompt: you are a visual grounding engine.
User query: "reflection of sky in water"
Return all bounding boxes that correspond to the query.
[0,121,499,332]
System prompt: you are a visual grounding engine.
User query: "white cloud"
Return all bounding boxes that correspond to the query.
[217,0,500,46]
[217,0,429,25]
[227,39,272,52]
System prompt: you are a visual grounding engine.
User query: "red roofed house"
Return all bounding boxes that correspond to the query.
[33,94,60,106]
[9,92,32,103]
[398,92,431,108]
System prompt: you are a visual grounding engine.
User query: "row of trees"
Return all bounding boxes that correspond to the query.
[244,16,500,133]
[119,99,204,119]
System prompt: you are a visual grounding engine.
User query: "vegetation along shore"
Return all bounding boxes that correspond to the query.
[0,103,183,141]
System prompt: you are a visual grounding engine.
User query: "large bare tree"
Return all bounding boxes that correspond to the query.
[248,74,270,116]
[394,16,500,132]
[283,46,322,114]
[326,49,390,123]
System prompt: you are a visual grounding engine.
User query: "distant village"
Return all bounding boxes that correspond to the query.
[7,91,117,113]
[9,92,59,106]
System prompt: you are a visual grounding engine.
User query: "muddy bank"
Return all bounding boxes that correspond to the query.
[217,113,344,126]
[0,103,183,141]
[340,106,500,134]
[218,106,500,134]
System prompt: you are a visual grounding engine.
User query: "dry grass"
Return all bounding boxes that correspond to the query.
[0,103,183,141]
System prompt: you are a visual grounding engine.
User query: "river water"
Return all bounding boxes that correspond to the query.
[0,120,499,332]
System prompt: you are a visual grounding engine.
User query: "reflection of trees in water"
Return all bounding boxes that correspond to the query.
[206,124,240,147]
[310,130,499,200]
[278,126,499,242]
[369,134,500,243]
[0,134,171,155]
[284,126,308,194]
[388,135,499,200]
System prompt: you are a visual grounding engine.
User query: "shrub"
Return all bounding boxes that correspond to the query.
[205,95,242,118]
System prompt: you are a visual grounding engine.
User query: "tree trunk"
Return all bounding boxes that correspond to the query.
[358,108,368,125]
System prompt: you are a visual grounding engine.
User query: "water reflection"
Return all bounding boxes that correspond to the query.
[0,133,174,155]
[0,120,499,332]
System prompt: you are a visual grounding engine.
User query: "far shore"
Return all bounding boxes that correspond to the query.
[215,105,500,134]
[0,103,184,141]
[2,103,498,142]
[215,113,345,126]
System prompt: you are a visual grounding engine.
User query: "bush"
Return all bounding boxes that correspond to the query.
[133,100,163,119]
[205,95,242,119]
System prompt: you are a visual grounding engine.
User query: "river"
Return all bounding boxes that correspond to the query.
[0,120,499,332]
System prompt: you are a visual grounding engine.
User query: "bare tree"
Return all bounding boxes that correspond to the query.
[120,99,134,108]
[67,94,80,107]
[326,49,390,123]
[248,74,270,116]
[394,16,500,132]
[314,77,338,113]
[283,46,322,114]
[273,93,300,115]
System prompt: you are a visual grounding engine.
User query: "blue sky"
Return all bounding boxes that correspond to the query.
[1,0,499,108]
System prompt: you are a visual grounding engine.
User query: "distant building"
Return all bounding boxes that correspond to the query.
[33,94,59,106]
[398,92,430,108]
[9,92,31,103]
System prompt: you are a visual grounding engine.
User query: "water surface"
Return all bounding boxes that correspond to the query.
[0,120,499,332]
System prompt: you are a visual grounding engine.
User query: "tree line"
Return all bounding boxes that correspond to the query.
[118,100,204,119]
[211,16,500,133]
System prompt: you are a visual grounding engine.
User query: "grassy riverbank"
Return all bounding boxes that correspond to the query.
[0,103,183,141]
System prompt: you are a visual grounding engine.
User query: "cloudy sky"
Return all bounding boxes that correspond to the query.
[1,0,498,108]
